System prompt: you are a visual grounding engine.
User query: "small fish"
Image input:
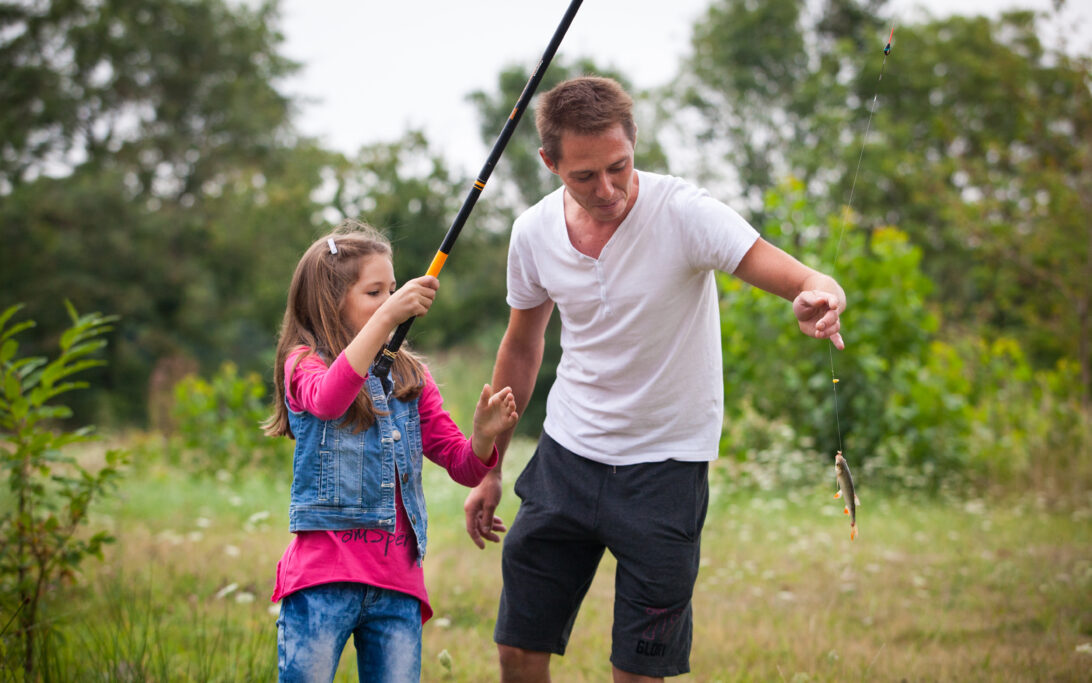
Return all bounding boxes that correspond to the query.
[834,451,861,540]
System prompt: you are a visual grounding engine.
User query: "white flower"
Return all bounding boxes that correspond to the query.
[158,530,183,546]
[244,510,272,533]
[235,592,255,604]
[963,499,986,515]
[438,649,453,671]
[215,583,239,599]
[224,545,241,558]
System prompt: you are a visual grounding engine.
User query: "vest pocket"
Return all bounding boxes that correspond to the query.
[319,449,337,501]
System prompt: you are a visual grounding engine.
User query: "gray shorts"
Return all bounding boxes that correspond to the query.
[494,432,709,678]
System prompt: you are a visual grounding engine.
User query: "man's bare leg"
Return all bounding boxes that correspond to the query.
[498,645,552,683]
[612,666,664,683]
[497,645,666,683]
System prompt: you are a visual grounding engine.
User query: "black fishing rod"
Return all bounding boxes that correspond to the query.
[371,0,584,389]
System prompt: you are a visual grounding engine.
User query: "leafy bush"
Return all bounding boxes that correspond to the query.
[716,399,827,493]
[719,182,1091,494]
[0,302,126,678]
[720,181,938,479]
[962,342,1092,497]
[168,362,292,475]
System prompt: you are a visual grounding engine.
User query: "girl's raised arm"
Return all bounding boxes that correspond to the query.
[343,275,438,377]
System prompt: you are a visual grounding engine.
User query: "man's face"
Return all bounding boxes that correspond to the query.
[540,123,636,224]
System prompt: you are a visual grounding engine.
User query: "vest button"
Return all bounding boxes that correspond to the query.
[391,429,401,441]
[402,472,409,484]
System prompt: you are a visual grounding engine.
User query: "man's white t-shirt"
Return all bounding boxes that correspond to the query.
[506,171,760,465]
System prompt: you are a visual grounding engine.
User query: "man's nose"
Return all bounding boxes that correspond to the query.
[595,173,612,197]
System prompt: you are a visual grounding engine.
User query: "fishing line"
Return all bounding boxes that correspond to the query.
[827,25,896,457]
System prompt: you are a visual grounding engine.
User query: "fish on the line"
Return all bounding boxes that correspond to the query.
[834,451,860,540]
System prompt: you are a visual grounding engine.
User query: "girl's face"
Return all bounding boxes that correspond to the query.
[341,253,396,335]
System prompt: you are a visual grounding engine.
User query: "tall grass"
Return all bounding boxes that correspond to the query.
[6,437,1089,681]
[4,347,1089,681]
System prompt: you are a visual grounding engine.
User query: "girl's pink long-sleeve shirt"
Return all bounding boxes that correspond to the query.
[271,348,496,622]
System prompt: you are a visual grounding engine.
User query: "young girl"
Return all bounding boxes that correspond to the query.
[264,222,516,682]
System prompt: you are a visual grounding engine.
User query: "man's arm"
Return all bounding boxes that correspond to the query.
[734,238,847,349]
[464,300,554,548]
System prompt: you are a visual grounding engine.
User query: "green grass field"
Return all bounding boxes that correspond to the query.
[16,437,1088,681]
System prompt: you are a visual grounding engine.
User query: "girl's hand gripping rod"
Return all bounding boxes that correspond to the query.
[371,0,584,392]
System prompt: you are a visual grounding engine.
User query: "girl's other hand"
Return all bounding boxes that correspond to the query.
[471,385,519,452]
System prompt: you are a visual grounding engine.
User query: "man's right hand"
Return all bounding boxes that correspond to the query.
[464,471,505,549]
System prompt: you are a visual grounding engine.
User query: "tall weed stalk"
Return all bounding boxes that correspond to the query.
[0,302,127,679]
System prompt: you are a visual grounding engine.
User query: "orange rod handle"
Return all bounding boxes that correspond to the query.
[426,251,448,278]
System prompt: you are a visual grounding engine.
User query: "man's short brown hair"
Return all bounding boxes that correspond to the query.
[535,76,636,163]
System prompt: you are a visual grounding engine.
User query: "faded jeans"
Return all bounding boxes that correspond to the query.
[277,582,422,682]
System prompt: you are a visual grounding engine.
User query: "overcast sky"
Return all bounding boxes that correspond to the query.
[273,0,1092,174]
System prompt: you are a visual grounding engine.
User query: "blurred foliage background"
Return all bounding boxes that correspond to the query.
[2,0,1090,493]
[3,0,1091,677]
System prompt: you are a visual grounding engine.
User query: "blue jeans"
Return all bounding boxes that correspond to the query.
[277,582,422,683]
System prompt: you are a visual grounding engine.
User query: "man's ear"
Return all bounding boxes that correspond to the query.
[539,147,559,174]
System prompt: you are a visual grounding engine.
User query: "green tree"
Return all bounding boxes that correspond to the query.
[673,0,888,210]
[674,0,1092,401]
[1,0,294,193]
[0,142,342,423]
[1,0,512,424]
[0,303,126,678]
[0,0,324,422]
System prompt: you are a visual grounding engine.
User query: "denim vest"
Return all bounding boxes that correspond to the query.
[286,374,429,562]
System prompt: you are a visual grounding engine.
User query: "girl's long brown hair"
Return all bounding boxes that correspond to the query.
[263,220,426,438]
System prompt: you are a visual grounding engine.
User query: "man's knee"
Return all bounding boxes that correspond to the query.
[498,644,551,682]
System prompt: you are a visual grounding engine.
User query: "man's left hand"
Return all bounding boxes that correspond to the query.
[793,290,845,350]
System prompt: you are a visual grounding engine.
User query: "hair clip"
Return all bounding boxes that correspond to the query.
[327,238,338,255]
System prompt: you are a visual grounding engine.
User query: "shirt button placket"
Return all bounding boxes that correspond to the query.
[596,260,611,315]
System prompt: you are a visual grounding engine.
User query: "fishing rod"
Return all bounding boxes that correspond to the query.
[371,0,584,389]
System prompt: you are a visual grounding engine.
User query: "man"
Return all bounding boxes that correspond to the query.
[463,76,845,682]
